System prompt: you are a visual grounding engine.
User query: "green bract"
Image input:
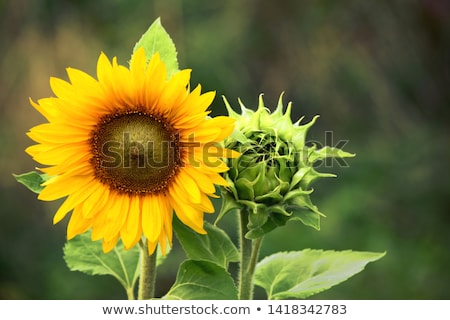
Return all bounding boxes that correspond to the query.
[219,94,355,239]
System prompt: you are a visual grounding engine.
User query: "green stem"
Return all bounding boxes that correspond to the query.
[238,208,263,300]
[138,239,157,300]
[126,287,135,300]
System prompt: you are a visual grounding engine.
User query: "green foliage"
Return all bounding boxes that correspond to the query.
[163,260,238,300]
[13,171,50,194]
[63,231,140,295]
[132,17,179,77]
[289,205,321,231]
[254,250,386,299]
[173,218,239,268]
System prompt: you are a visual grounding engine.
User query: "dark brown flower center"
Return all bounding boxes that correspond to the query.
[90,110,182,195]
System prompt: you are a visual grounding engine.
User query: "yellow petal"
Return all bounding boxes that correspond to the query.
[66,67,98,90]
[207,172,229,186]
[169,185,205,234]
[81,184,109,220]
[171,87,215,123]
[103,193,128,242]
[191,148,230,173]
[143,54,167,110]
[50,77,73,99]
[91,208,108,241]
[39,175,90,201]
[184,116,236,142]
[174,171,201,203]
[67,206,92,239]
[27,123,89,144]
[120,195,142,249]
[141,195,162,243]
[174,112,211,130]
[112,64,135,107]
[38,153,91,176]
[51,177,97,224]
[158,233,168,256]
[130,48,146,100]
[29,98,58,122]
[183,165,216,194]
[147,239,158,255]
[157,69,191,113]
[102,234,120,253]
[197,192,215,213]
[28,142,90,166]
[159,195,173,246]
[96,52,113,85]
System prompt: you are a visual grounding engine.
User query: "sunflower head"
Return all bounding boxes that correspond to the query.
[26,47,237,254]
[219,94,355,239]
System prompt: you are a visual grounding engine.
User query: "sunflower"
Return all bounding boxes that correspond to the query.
[26,47,237,254]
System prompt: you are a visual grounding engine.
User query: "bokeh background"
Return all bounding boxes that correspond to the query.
[1,0,449,299]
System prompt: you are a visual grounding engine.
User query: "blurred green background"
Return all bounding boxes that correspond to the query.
[1,0,449,299]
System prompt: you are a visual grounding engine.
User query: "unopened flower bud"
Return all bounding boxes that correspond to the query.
[218,93,355,239]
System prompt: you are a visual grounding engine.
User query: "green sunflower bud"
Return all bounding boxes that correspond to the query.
[218,93,355,239]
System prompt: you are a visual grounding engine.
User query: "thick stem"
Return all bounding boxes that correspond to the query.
[238,209,263,300]
[138,239,157,300]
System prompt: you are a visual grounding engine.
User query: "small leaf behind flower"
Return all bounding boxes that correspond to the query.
[163,260,238,300]
[13,171,50,194]
[173,218,239,268]
[63,231,140,295]
[254,249,386,299]
[133,17,179,77]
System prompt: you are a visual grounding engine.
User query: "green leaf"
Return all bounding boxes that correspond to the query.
[309,146,356,163]
[163,260,238,300]
[13,171,50,194]
[133,17,179,77]
[254,249,386,299]
[216,187,242,223]
[63,231,140,295]
[155,244,171,267]
[173,218,239,268]
[290,209,321,230]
